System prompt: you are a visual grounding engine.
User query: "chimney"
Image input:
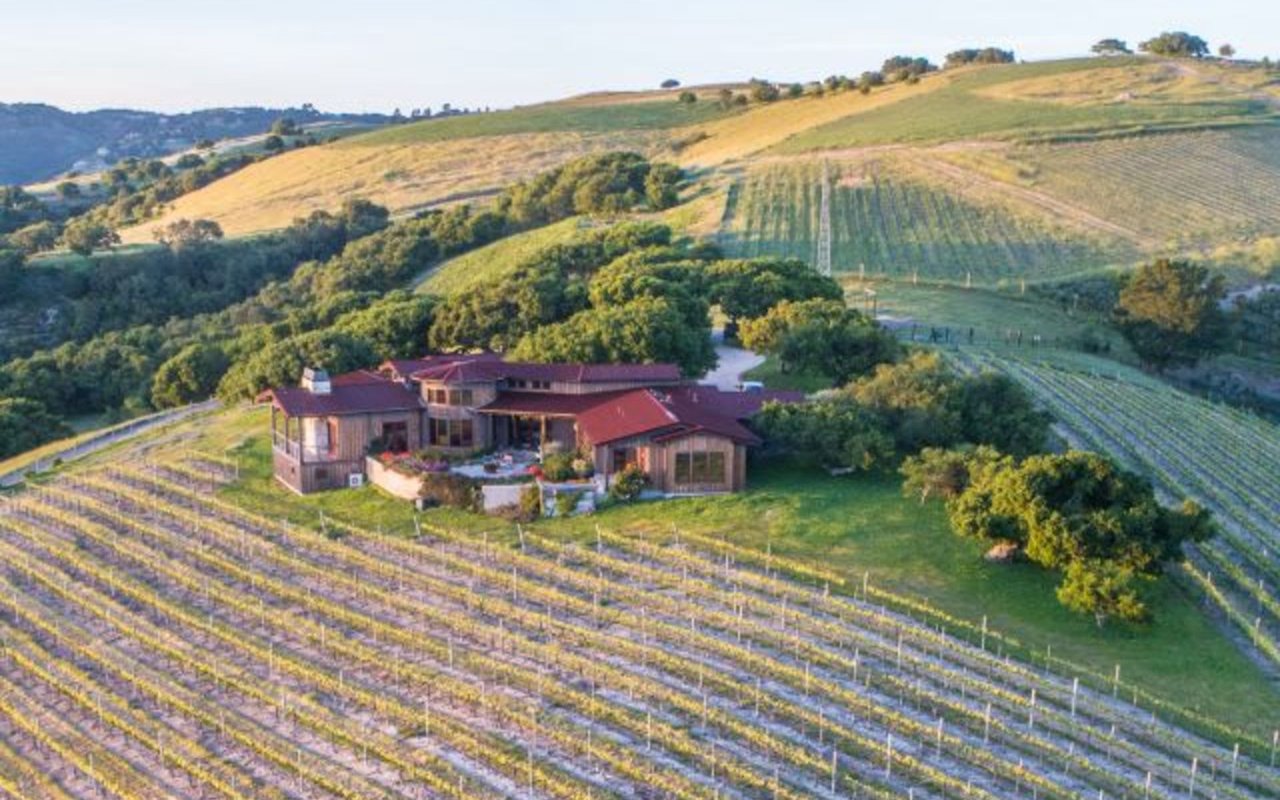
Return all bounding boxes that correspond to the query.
[301,367,331,395]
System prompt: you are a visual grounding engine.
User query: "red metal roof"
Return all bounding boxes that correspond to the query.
[475,391,631,418]
[381,353,501,382]
[264,371,423,417]
[575,390,681,446]
[686,386,807,418]
[573,385,796,447]
[409,355,681,385]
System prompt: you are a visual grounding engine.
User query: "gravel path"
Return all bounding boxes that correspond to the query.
[0,399,218,488]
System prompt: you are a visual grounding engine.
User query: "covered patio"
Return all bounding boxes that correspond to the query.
[474,391,622,454]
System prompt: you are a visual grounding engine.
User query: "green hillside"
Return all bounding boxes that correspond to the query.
[776,58,1279,152]
[347,93,739,147]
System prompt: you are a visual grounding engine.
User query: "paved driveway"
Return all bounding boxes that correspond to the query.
[702,345,765,390]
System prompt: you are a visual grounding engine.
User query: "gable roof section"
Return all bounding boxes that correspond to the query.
[575,385,795,447]
[575,389,681,446]
[382,353,502,382]
[409,355,681,385]
[475,390,630,418]
[263,370,423,417]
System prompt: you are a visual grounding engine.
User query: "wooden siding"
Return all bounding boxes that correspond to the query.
[273,409,425,494]
[650,434,743,494]
[595,433,745,494]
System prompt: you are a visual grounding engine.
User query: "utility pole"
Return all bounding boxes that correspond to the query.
[816,160,832,277]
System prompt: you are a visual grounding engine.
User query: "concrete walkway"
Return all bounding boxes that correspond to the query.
[0,400,219,488]
[701,344,765,391]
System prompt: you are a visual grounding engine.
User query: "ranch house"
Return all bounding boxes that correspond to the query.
[261,353,801,496]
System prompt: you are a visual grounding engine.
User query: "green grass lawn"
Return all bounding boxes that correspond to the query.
[859,280,1133,357]
[346,99,738,147]
[415,217,594,296]
[776,59,1276,153]
[183,405,1280,741]
[741,356,832,392]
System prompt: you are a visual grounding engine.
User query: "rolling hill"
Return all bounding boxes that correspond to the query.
[119,56,1280,288]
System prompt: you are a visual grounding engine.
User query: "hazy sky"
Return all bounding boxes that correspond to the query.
[4,1,1278,113]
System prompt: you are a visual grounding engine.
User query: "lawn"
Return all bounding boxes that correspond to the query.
[177,404,1280,740]
[741,355,832,392]
[856,280,1133,357]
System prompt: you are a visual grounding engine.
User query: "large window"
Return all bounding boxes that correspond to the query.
[430,417,474,448]
[426,387,474,406]
[674,451,726,485]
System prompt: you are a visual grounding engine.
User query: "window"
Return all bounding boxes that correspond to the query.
[427,387,474,406]
[326,419,340,458]
[674,451,726,485]
[430,417,474,448]
[448,389,474,407]
[612,447,637,471]
[451,419,473,448]
[381,421,409,452]
[314,468,329,482]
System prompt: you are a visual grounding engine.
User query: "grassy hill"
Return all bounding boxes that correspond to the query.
[775,58,1279,152]
[118,56,1280,294]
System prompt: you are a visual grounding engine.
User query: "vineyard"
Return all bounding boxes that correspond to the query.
[955,350,1280,678]
[989,128,1280,247]
[0,457,1277,798]
[721,161,1131,286]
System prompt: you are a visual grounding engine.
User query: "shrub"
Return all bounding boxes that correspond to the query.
[418,472,481,512]
[554,489,585,516]
[541,452,577,482]
[609,465,648,502]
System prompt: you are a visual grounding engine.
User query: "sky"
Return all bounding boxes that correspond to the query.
[3,0,1278,114]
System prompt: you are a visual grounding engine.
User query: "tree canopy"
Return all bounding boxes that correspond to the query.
[153,218,224,249]
[707,258,842,334]
[739,298,899,385]
[0,398,72,459]
[944,48,1015,68]
[216,330,377,401]
[945,449,1215,624]
[1115,259,1226,370]
[758,352,1049,472]
[1139,32,1209,58]
[150,343,229,408]
[880,56,937,82]
[511,296,716,377]
[1091,38,1132,55]
[61,218,120,256]
[496,152,682,227]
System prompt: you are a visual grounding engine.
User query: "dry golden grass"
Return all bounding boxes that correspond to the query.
[976,60,1275,107]
[120,129,669,242]
[672,74,955,166]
